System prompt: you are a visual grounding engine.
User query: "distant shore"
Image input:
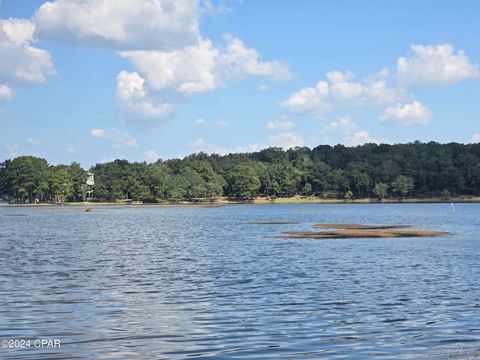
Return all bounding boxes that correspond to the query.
[2,195,480,207]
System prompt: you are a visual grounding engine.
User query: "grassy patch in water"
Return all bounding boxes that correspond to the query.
[314,223,408,230]
[279,228,448,239]
[247,221,299,225]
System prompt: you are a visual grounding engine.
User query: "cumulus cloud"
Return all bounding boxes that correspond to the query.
[189,137,206,148]
[233,143,263,153]
[27,1,292,126]
[321,115,378,146]
[188,137,268,155]
[216,119,227,127]
[259,84,268,92]
[281,70,401,117]
[27,138,42,146]
[90,128,138,148]
[90,128,108,138]
[266,118,294,131]
[282,43,478,128]
[199,0,233,15]
[379,101,431,125]
[0,84,14,100]
[220,34,292,81]
[34,0,199,51]
[5,144,20,156]
[144,149,160,161]
[268,131,304,149]
[66,147,76,154]
[397,44,479,85]
[194,118,206,125]
[0,18,55,85]
[115,70,175,124]
[188,130,304,154]
[472,134,480,143]
[265,117,302,149]
[120,35,292,95]
[120,39,218,94]
[188,137,229,154]
[115,35,291,124]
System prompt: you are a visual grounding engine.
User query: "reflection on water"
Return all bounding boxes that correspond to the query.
[0,203,479,359]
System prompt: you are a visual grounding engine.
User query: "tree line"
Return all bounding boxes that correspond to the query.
[1,141,480,203]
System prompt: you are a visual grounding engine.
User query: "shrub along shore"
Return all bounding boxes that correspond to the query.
[1,141,480,204]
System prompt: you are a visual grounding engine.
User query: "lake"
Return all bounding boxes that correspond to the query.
[1,203,480,359]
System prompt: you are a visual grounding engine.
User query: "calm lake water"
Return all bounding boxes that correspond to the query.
[1,203,480,359]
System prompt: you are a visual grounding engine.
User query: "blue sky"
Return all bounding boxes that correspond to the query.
[1,0,479,167]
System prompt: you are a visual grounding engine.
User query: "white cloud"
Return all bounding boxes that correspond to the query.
[189,137,206,148]
[27,138,42,146]
[29,1,291,127]
[216,119,227,127]
[268,131,304,149]
[265,117,302,149]
[188,137,267,155]
[379,101,431,125]
[281,70,402,117]
[472,134,480,143]
[120,35,291,96]
[199,0,232,15]
[266,118,294,131]
[321,115,378,146]
[34,0,199,51]
[120,38,218,93]
[259,84,268,92]
[0,84,14,100]
[116,34,290,125]
[194,117,206,125]
[90,128,109,138]
[144,149,160,161]
[234,143,263,153]
[397,44,479,85]
[0,18,55,84]
[220,34,292,81]
[115,70,175,124]
[188,137,229,154]
[116,70,146,101]
[5,144,19,156]
[281,43,479,127]
[90,128,138,148]
[188,132,304,154]
[67,147,76,154]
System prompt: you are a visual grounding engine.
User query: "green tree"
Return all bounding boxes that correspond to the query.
[50,167,74,203]
[441,189,451,200]
[0,156,50,203]
[78,183,90,202]
[392,175,415,199]
[66,162,87,201]
[373,182,389,200]
[229,165,261,199]
[301,182,312,195]
[350,170,372,198]
[344,190,353,200]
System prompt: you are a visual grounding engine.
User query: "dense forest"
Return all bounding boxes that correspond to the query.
[1,141,480,203]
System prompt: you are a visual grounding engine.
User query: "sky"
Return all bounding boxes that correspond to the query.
[1,0,480,167]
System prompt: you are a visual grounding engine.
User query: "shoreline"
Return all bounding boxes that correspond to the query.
[2,196,480,207]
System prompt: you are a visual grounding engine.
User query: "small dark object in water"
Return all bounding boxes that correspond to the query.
[85,207,92,212]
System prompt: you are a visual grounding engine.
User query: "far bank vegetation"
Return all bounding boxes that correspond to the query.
[1,141,480,204]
